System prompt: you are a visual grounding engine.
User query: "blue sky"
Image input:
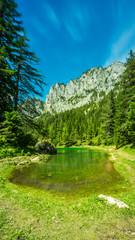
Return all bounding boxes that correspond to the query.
[16,0,135,100]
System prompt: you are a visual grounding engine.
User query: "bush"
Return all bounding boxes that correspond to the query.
[35,140,57,154]
[0,146,20,158]
[0,145,36,159]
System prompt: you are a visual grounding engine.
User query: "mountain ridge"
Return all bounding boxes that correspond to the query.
[45,61,126,113]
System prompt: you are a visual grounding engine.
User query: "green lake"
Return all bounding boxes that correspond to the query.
[10,148,124,198]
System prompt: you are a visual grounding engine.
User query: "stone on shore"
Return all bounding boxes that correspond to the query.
[98,194,129,208]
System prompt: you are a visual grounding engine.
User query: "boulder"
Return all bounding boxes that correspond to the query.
[35,140,57,154]
[98,194,129,208]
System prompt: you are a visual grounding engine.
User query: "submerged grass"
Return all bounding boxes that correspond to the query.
[0,146,135,239]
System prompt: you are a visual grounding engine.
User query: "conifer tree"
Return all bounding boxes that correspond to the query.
[128,102,135,144]
[0,111,25,146]
[0,0,22,119]
[101,91,115,145]
[115,50,135,147]
[13,34,45,118]
[0,0,45,121]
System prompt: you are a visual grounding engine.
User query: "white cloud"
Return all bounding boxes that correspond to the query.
[111,0,128,21]
[63,2,90,41]
[43,3,60,29]
[104,26,135,67]
[65,22,83,41]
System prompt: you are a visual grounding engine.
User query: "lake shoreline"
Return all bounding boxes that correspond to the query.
[0,145,135,239]
[8,147,122,199]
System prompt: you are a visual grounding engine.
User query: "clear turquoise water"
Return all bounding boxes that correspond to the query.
[10,148,124,198]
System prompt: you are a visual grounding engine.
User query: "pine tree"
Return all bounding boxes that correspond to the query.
[0,48,15,121]
[0,0,45,122]
[0,0,22,119]
[14,34,45,113]
[0,111,25,146]
[128,102,135,144]
[124,50,135,144]
[101,91,115,145]
[115,50,135,147]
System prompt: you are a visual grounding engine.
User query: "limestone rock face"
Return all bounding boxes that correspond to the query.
[45,62,125,113]
[20,97,44,118]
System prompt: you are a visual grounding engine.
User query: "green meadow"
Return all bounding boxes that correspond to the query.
[0,146,135,240]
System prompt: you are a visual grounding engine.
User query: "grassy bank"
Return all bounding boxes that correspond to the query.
[0,146,135,239]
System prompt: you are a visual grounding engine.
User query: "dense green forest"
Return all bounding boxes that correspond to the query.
[36,56,135,148]
[0,0,135,157]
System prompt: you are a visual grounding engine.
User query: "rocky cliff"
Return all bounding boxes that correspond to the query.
[45,62,125,113]
[20,97,44,118]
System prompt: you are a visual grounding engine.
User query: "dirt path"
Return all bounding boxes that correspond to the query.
[91,146,135,161]
[116,150,135,161]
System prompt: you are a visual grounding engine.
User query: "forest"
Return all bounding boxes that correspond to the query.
[0,0,135,158]
[36,59,135,148]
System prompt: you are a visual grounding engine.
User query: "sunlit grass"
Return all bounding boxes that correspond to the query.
[0,146,135,239]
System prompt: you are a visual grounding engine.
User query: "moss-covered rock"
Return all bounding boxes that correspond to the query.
[35,140,57,154]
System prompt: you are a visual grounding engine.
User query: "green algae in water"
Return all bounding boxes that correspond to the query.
[9,148,124,198]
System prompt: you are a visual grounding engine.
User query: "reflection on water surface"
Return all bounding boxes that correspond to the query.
[9,148,124,198]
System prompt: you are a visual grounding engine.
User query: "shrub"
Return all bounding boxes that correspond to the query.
[0,146,20,158]
[0,145,35,159]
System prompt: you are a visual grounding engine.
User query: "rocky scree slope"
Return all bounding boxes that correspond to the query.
[45,61,125,113]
